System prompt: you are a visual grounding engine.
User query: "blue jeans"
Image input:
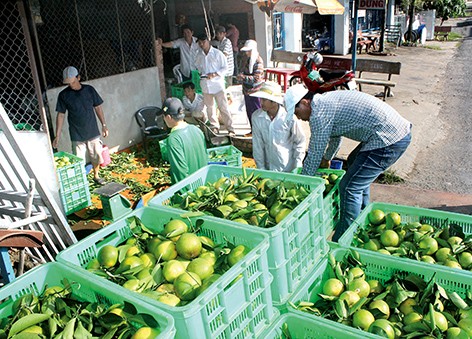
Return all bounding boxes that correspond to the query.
[332,131,411,242]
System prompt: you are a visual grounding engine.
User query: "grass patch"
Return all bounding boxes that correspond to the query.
[424,44,442,50]
[448,31,463,40]
[375,170,405,185]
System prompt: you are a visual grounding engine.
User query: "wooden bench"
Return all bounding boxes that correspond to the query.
[270,49,352,70]
[355,58,401,101]
[434,26,452,41]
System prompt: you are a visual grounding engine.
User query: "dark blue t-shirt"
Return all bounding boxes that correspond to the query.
[56,84,104,142]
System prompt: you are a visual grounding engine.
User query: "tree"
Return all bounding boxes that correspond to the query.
[423,0,466,25]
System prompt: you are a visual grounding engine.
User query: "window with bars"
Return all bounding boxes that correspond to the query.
[273,12,284,50]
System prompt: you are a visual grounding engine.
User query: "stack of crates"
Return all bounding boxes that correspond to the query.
[54,151,91,215]
[56,205,276,338]
[148,165,328,308]
[207,145,242,166]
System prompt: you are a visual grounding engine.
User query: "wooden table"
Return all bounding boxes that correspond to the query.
[362,33,380,52]
[265,67,299,92]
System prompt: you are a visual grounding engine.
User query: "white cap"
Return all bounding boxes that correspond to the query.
[284,84,309,117]
[240,39,257,51]
[63,66,79,84]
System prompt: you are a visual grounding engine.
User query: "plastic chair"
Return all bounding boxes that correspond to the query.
[195,118,230,148]
[135,106,169,154]
[173,64,183,83]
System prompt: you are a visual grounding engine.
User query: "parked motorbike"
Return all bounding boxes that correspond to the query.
[290,35,356,93]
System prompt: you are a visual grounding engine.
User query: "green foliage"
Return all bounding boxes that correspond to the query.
[423,0,466,24]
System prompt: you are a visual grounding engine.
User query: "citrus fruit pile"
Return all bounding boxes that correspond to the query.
[319,171,340,195]
[353,209,472,271]
[291,251,472,338]
[170,171,310,228]
[86,216,250,307]
[0,281,161,338]
[54,155,75,168]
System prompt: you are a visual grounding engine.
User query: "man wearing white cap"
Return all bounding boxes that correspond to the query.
[237,40,264,129]
[53,66,109,185]
[250,81,305,172]
[285,85,412,241]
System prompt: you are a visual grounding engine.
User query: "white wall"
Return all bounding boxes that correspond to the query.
[253,5,273,68]
[283,13,303,53]
[334,0,352,55]
[47,67,162,155]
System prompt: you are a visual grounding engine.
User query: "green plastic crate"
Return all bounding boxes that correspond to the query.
[54,151,88,191]
[207,145,243,166]
[338,202,472,274]
[0,262,175,338]
[56,205,275,339]
[159,138,168,162]
[148,165,327,304]
[287,247,472,338]
[293,168,345,236]
[59,182,91,215]
[259,312,365,339]
[54,151,91,214]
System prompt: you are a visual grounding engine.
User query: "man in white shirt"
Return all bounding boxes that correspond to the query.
[182,82,207,123]
[250,81,306,172]
[214,25,234,86]
[161,24,199,81]
[195,34,235,136]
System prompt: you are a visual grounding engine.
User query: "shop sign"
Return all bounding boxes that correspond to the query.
[358,0,385,9]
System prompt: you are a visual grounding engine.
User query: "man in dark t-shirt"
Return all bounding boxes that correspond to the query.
[53,66,109,185]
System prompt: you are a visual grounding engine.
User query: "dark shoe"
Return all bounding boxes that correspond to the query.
[93,177,106,185]
[243,133,252,137]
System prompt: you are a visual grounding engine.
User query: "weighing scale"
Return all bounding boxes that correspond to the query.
[94,182,131,221]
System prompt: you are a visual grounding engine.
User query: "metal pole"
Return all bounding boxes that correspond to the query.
[351,0,359,73]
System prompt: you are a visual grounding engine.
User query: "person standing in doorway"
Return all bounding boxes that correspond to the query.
[162,97,208,184]
[284,85,412,242]
[53,66,109,185]
[195,34,235,136]
[160,24,199,82]
[214,25,234,87]
[237,40,264,130]
[225,21,240,76]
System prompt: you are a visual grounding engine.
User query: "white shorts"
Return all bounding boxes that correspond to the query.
[72,137,103,166]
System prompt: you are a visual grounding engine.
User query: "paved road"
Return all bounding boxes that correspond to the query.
[404,37,472,195]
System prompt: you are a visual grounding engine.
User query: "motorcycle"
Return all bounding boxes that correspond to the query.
[289,35,356,93]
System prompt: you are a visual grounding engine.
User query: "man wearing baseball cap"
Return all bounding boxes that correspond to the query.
[162,97,208,183]
[53,66,109,185]
[250,81,305,172]
[285,85,412,241]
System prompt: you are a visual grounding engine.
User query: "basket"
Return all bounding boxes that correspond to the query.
[54,151,91,215]
[293,168,345,236]
[338,202,472,274]
[56,205,275,339]
[259,312,364,339]
[148,165,327,304]
[230,135,253,155]
[0,262,175,338]
[287,247,472,338]
[207,145,242,167]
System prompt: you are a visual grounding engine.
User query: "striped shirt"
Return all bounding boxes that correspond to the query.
[241,55,264,95]
[216,37,234,76]
[303,90,411,176]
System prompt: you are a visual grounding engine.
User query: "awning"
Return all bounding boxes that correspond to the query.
[272,0,345,15]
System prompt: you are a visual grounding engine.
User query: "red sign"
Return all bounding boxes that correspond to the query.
[358,0,385,9]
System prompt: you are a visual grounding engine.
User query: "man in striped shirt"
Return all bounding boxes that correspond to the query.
[285,85,412,242]
[214,25,234,87]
